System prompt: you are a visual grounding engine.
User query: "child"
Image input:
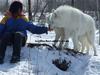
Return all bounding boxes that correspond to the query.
[0,1,49,64]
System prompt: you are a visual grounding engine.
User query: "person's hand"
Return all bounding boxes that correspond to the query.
[48,26,53,31]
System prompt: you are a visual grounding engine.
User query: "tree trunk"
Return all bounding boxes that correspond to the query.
[38,2,48,22]
[28,0,32,21]
[96,0,100,45]
[32,0,39,19]
[71,0,74,7]
[98,11,100,45]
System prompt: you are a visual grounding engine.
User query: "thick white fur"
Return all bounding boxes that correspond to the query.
[47,5,97,55]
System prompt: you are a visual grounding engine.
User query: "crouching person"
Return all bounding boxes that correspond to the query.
[0,1,49,64]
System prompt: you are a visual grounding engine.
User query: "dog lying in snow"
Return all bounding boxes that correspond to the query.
[46,5,97,56]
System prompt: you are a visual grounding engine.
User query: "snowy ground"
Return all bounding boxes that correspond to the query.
[0,30,99,75]
[0,13,100,75]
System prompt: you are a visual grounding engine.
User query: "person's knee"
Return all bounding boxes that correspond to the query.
[15,32,24,37]
[2,32,11,39]
[15,32,27,47]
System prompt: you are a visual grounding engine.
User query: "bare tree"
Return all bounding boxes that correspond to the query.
[38,2,48,22]
[46,0,54,12]
[71,0,74,7]
[28,0,32,20]
[96,0,100,45]
[32,0,39,20]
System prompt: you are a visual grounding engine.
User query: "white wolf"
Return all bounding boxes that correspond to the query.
[47,5,97,56]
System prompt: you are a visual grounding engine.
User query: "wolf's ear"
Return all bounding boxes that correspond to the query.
[53,12,57,18]
[51,9,57,18]
[51,9,55,13]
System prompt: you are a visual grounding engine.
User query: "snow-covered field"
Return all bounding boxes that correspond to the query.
[0,13,100,75]
[0,30,99,75]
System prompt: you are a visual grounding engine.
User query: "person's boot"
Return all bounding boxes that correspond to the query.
[0,56,4,64]
[10,56,20,63]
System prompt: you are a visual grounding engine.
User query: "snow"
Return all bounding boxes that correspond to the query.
[0,15,100,75]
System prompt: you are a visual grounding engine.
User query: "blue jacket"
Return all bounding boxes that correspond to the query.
[0,16,48,38]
